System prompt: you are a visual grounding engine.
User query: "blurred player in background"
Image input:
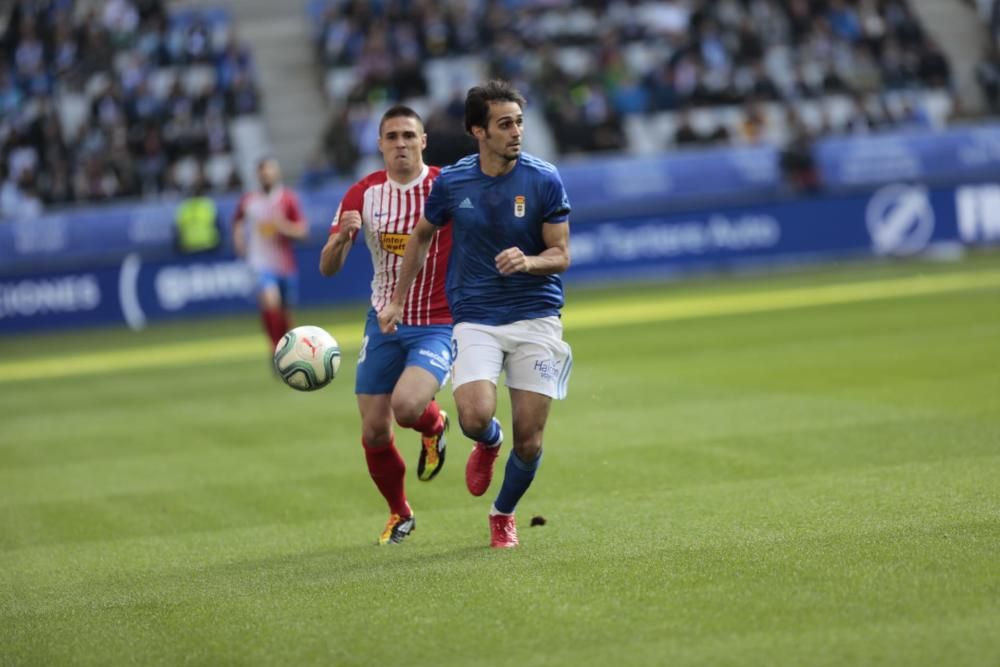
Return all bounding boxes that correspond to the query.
[380,81,572,548]
[232,157,308,352]
[320,106,452,545]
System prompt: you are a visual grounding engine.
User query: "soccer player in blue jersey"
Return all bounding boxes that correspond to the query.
[379,80,572,548]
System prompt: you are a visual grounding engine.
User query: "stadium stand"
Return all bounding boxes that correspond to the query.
[303,0,960,188]
[0,1,262,219]
[973,0,1000,112]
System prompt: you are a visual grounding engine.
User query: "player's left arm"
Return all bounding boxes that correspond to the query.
[496,172,571,276]
[378,216,438,333]
[272,192,309,240]
[232,194,248,258]
[495,221,570,276]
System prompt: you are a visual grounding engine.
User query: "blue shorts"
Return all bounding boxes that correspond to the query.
[355,309,453,395]
[256,271,298,306]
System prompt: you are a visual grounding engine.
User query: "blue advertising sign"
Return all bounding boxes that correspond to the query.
[9,121,1000,279]
[565,182,995,282]
[0,244,373,334]
[815,124,1000,191]
[0,189,350,276]
[4,181,999,334]
[0,149,783,275]
[558,145,783,220]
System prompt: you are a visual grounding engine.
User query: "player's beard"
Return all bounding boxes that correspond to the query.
[485,128,520,163]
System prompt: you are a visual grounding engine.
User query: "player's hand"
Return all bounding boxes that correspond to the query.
[233,232,246,258]
[337,211,362,240]
[378,302,402,334]
[495,247,530,275]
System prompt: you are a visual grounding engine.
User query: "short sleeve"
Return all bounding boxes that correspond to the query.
[423,175,450,227]
[542,170,571,223]
[329,182,365,236]
[283,190,305,225]
[232,193,248,224]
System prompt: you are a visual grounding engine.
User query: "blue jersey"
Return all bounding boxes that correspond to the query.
[423,152,571,325]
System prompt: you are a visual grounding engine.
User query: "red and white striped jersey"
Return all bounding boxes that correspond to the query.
[233,186,305,275]
[330,165,451,325]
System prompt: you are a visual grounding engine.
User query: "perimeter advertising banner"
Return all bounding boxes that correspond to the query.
[3,182,999,334]
[567,182,1000,282]
[815,124,1000,191]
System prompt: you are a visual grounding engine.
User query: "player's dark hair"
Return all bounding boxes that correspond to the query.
[379,105,424,135]
[464,80,526,134]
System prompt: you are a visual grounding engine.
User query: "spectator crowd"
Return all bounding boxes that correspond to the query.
[0,1,972,216]
[1,0,261,220]
[308,0,955,184]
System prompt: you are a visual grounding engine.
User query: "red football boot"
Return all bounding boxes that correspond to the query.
[489,513,519,548]
[465,442,500,496]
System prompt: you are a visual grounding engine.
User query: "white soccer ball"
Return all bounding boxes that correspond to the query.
[273,325,341,391]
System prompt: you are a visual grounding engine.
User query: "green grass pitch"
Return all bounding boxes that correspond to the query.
[2,255,999,666]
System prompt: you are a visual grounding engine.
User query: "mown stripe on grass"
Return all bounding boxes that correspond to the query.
[562,267,1000,329]
[1,268,998,384]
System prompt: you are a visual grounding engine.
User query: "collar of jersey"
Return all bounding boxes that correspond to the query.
[258,185,284,200]
[387,164,429,191]
[476,155,520,181]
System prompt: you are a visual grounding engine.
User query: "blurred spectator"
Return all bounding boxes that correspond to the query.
[894,98,933,130]
[673,109,730,147]
[319,107,361,176]
[738,100,769,144]
[423,94,476,167]
[225,72,260,116]
[77,12,115,80]
[0,1,254,209]
[779,106,821,194]
[103,0,140,46]
[136,123,168,195]
[844,92,880,133]
[1,163,43,221]
[174,176,221,254]
[302,0,955,186]
[977,42,1000,112]
[917,39,952,88]
[217,35,255,90]
[91,81,128,128]
[178,17,214,65]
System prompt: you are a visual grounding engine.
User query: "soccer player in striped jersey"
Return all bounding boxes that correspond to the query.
[379,81,573,548]
[319,105,452,545]
[232,157,308,353]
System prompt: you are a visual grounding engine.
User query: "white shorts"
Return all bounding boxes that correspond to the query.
[451,316,573,399]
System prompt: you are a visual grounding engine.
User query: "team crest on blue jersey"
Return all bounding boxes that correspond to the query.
[514,195,526,218]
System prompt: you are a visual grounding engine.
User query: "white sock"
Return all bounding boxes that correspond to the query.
[489,504,513,517]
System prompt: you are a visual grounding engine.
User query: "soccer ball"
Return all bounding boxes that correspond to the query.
[273,325,341,391]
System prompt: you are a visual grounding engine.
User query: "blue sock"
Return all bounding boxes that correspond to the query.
[493,449,541,514]
[462,417,502,447]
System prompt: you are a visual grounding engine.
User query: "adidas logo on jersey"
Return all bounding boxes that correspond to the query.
[459,197,475,209]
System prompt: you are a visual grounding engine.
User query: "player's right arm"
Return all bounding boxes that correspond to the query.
[319,184,365,277]
[319,208,361,276]
[377,216,436,333]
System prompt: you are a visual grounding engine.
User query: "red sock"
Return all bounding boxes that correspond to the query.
[261,308,285,347]
[363,438,410,517]
[399,399,443,436]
